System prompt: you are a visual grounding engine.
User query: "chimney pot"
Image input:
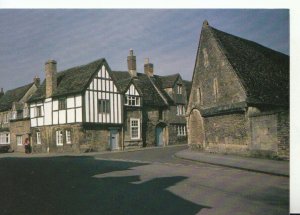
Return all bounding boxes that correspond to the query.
[45,60,57,98]
[144,58,154,77]
[127,49,137,77]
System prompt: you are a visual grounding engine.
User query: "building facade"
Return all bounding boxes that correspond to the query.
[0,78,39,152]
[28,51,190,153]
[187,21,289,159]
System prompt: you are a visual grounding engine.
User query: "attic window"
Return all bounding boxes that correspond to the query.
[177,85,183,94]
[125,96,140,106]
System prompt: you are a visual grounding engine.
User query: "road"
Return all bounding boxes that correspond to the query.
[0,145,289,215]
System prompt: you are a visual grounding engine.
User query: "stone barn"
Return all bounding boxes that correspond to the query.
[187,21,289,159]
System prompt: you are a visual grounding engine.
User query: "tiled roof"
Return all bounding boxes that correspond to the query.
[112,71,171,107]
[29,59,105,102]
[0,83,34,112]
[205,23,289,106]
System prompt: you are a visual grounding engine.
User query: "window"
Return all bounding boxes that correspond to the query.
[36,132,41,145]
[213,78,219,102]
[0,133,10,144]
[197,87,203,105]
[125,96,140,106]
[177,85,182,94]
[130,118,140,139]
[58,99,67,110]
[17,135,23,146]
[36,106,42,117]
[176,105,186,116]
[66,130,71,144]
[98,99,110,114]
[56,130,63,146]
[177,125,187,136]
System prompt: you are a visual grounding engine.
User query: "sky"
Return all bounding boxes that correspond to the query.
[0,9,289,91]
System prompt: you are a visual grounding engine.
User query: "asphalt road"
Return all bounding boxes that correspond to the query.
[0,145,289,215]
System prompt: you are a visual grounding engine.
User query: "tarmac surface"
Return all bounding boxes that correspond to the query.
[0,145,289,215]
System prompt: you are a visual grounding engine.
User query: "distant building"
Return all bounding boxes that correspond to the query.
[187,21,289,159]
[0,78,40,152]
[28,50,191,153]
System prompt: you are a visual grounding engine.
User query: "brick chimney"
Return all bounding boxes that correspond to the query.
[33,75,40,86]
[144,58,154,77]
[127,49,137,78]
[0,88,4,98]
[45,60,57,98]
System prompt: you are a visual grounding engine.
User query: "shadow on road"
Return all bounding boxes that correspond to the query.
[0,156,210,215]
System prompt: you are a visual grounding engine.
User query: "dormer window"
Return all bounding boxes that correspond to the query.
[125,96,140,106]
[177,85,182,94]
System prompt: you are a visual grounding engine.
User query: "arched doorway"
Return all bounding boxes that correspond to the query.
[188,109,205,147]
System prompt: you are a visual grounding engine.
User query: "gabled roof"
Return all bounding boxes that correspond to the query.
[29,58,106,102]
[201,21,289,106]
[157,74,180,89]
[0,83,34,112]
[112,71,172,107]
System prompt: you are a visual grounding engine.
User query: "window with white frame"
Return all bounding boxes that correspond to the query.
[176,105,186,116]
[125,96,140,106]
[130,118,140,139]
[17,135,23,146]
[0,133,10,144]
[66,130,71,144]
[36,132,41,145]
[177,84,183,94]
[56,130,63,146]
[177,125,187,136]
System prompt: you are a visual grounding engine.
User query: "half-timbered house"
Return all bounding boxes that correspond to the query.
[28,50,191,153]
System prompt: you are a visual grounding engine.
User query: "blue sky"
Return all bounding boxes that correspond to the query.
[0,9,289,91]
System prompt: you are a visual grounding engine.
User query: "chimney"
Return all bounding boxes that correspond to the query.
[45,60,57,98]
[0,88,4,98]
[127,49,137,78]
[144,58,154,77]
[33,75,40,86]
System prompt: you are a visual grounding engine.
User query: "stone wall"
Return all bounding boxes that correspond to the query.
[10,118,31,152]
[277,111,289,158]
[31,124,83,153]
[168,124,187,145]
[204,113,249,154]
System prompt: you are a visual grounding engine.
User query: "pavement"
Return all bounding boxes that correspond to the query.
[175,149,289,177]
[1,144,289,177]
